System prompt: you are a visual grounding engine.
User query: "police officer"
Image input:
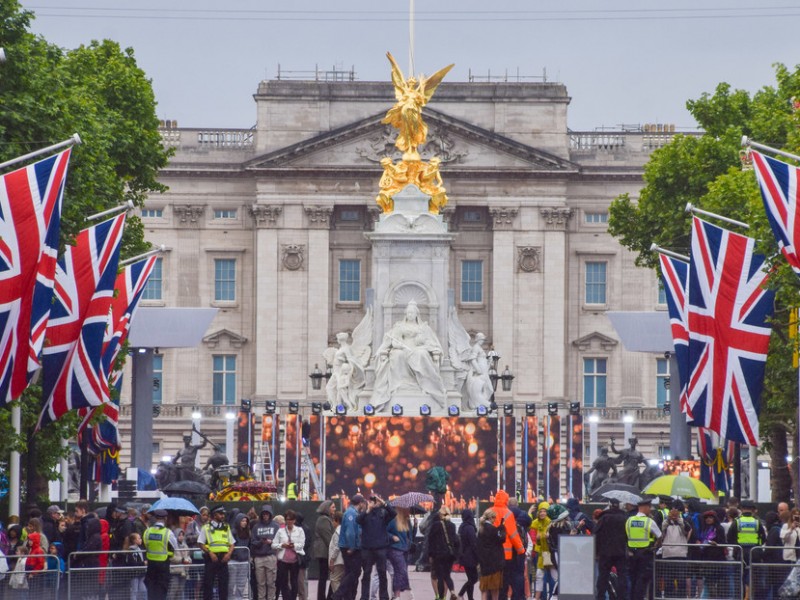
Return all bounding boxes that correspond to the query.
[143,508,177,600]
[626,496,662,600]
[726,499,766,599]
[199,505,235,600]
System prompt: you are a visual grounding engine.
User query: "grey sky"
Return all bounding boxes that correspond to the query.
[19,1,800,132]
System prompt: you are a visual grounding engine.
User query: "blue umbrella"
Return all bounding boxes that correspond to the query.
[149,497,200,516]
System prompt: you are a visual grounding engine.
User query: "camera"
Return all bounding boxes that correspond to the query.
[370,495,379,502]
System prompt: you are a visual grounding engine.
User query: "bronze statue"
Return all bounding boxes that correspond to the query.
[173,435,207,468]
[382,53,454,161]
[584,446,618,495]
[610,436,647,487]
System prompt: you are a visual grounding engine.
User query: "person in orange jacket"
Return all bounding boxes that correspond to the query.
[491,491,525,600]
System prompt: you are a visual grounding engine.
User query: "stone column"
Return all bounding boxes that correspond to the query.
[304,206,332,397]
[489,208,518,383]
[540,207,572,399]
[251,204,282,399]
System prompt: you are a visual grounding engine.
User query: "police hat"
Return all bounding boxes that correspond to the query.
[152,509,168,518]
[211,505,226,515]
[740,500,756,511]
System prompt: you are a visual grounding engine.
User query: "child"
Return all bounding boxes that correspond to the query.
[124,532,147,600]
[46,542,66,597]
[8,545,28,598]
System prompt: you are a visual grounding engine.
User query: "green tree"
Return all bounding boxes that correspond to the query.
[608,64,800,501]
[0,0,169,504]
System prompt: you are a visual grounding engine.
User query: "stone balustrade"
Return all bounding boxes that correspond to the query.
[569,130,700,153]
[158,127,254,149]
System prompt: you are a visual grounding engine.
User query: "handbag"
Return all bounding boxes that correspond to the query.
[540,551,553,567]
[282,530,298,564]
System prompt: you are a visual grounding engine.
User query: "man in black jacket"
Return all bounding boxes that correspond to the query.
[355,495,396,600]
[594,498,628,600]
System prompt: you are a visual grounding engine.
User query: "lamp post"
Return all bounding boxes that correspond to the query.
[225,411,236,464]
[487,348,514,491]
[191,409,203,469]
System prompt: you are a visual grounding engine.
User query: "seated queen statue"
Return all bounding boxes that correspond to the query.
[372,300,447,410]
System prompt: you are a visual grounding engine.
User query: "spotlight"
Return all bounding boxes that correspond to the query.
[322,401,332,411]
[525,403,536,416]
[476,405,489,417]
[240,399,251,413]
[391,404,403,416]
[489,399,498,412]
[448,405,460,417]
[288,402,300,414]
[569,402,581,416]
[503,404,514,417]
[335,404,347,416]
[547,403,559,416]
[419,404,431,416]
[311,403,322,415]
[363,404,376,416]
[265,400,276,414]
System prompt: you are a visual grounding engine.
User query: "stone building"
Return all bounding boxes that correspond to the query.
[119,75,687,492]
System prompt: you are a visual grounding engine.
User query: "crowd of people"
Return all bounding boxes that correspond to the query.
[0,491,798,600]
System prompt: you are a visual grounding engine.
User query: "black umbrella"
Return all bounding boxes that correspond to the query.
[163,480,211,496]
[590,481,641,502]
[409,504,427,515]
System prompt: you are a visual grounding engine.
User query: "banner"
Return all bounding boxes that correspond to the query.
[285,414,299,488]
[568,414,584,499]
[524,416,538,501]
[502,416,516,494]
[237,410,254,466]
[547,415,561,501]
[324,416,498,501]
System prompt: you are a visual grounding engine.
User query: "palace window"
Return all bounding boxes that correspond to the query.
[213,209,237,219]
[214,258,236,301]
[212,355,237,405]
[656,357,669,408]
[339,259,361,302]
[583,358,607,408]
[585,212,608,224]
[585,261,607,304]
[141,208,163,218]
[461,260,483,303]
[152,354,163,404]
[142,258,163,300]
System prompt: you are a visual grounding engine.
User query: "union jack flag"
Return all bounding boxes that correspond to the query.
[658,253,691,417]
[0,150,71,406]
[80,256,157,449]
[697,427,735,495]
[686,217,775,446]
[38,213,126,428]
[752,151,800,277]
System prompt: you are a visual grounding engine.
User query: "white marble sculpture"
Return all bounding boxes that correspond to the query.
[448,308,494,410]
[371,300,447,410]
[323,307,372,411]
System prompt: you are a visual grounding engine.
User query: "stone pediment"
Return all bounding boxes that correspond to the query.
[202,328,248,349]
[572,331,618,351]
[245,109,579,173]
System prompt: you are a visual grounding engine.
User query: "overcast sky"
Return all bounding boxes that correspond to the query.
[18,1,800,132]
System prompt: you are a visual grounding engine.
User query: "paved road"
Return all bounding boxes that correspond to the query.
[308,567,471,600]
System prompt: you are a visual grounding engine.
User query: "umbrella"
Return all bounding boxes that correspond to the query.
[590,481,641,501]
[602,490,642,506]
[642,475,715,500]
[149,496,201,516]
[389,492,434,508]
[409,504,427,515]
[163,480,211,496]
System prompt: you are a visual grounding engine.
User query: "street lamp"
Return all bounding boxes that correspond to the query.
[309,364,325,390]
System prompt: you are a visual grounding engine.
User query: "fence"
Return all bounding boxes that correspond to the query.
[65,548,252,600]
[653,544,743,600]
[750,546,800,599]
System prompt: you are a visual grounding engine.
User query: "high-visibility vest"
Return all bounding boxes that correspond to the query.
[202,524,232,553]
[144,526,172,562]
[736,516,759,545]
[626,515,655,549]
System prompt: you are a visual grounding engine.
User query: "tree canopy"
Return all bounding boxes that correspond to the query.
[0,0,169,502]
[608,63,800,500]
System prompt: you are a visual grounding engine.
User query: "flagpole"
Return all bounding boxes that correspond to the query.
[685,203,750,230]
[119,245,166,267]
[85,200,133,223]
[650,243,689,262]
[0,134,81,172]
[742,136,800,163]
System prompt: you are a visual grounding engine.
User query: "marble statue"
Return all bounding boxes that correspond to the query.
[448,308,493,409]
[372,300,447,410]
[323,308,372,411]
[610,436,647,487]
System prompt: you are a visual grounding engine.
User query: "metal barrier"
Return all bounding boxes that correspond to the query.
[66,547,252,600]
[653,543,743,600]
[750,546,800,599]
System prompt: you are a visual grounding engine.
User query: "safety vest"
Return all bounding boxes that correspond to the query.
[626,515,655,549]
[736,516,760,545]
[287,483,297,500]
[203,523,232,553]
[143,526,172,562]
[660,508,669,522]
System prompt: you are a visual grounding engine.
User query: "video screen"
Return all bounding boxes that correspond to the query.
[324,416,498,502]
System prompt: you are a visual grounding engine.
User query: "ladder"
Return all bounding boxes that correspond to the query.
[299,442,322,500]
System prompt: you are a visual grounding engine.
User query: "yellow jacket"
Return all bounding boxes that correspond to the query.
[530,516,552,569]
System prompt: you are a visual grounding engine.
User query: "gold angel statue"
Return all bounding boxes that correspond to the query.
[382,52,454,161]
